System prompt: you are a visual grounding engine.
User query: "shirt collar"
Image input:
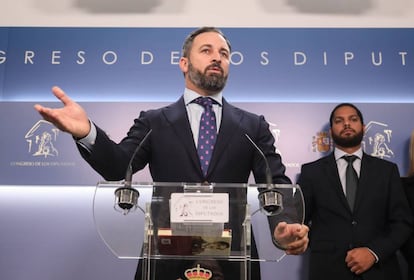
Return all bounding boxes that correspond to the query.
[183,88,222,106]
[334,147,363,161]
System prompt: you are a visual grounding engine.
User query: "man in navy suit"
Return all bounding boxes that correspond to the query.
[297,103,413,280]
[35,27,309,279]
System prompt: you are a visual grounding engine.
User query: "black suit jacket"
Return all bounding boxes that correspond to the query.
[78,96,291,280]
[297,153,413,280]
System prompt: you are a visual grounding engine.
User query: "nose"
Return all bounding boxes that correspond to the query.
[211,50,222,62]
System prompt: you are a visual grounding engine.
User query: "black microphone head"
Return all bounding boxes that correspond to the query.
[258,189,284,216]
[114,186,139,214]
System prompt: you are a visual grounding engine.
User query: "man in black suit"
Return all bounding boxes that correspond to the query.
[297,103,413,280]
[35,27,309,280]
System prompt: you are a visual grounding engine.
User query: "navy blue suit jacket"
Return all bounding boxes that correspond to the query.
[80,96,289,185]
[78,96,291,280]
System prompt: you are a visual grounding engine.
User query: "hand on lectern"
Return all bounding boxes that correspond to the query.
[274,222,309,255]
[34,86,91,139]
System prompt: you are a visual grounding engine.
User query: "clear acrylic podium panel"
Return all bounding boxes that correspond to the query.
[93,182,304,263]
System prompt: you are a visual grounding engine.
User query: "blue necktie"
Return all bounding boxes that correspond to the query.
[193,97,217,176]
[343,155,358,210]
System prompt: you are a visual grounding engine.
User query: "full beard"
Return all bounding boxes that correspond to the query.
[332,130,364,148]
[187,62,228,93]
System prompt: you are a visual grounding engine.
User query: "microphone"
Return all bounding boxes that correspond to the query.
[114,129,152,214]
[245,133,283,216]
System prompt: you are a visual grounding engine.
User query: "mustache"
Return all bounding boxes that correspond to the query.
[205,62,223,74]
[341,128,355,134]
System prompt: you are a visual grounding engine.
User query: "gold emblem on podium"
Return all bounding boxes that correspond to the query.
[184,264,212,280]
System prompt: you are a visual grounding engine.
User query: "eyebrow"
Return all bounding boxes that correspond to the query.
[334,114,359,119]
[199,44,230,53]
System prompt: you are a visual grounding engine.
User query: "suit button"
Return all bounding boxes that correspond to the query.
[351,221,357,226]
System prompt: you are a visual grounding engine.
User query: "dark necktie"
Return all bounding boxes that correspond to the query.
[343,155,358,210]
[193,97,217,176]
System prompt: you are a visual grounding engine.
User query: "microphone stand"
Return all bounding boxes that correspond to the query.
[114,129,152,215]
[245,134,284,216]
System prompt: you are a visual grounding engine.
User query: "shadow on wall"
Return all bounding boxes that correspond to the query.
[33,0,185,14]
[74,0,185,13]
[287,0,373,14]
[261,0,373,14]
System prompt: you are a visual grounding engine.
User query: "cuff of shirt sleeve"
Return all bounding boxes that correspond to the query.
[367,248,379,263]
[73,120,96,152]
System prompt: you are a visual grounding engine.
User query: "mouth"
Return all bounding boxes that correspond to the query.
[206,65,223,74]
[341,129,355,136]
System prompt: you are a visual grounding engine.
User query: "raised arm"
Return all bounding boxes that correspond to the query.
[34,86,91,138]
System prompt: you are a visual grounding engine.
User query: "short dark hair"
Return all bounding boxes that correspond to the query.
[329,103,364,127]
[181,27,231,58]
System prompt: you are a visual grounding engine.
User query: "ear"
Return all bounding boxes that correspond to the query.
[179,57,188,73]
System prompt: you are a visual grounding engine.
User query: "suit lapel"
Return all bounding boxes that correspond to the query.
[162,97,243,178]
[162,97,202,175]
[354,153,372,213]
[324,154,352,212]
[207,98,241,176]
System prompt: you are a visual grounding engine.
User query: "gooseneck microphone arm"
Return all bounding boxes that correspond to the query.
[114,129,152,214]
[245,133,284,217]
[124,129,153,187]
[244,133,272,186]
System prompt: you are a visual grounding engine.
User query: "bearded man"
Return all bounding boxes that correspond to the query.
[298,103,413,280]
[35,27,309,280]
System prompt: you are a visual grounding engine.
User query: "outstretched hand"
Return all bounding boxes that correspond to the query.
[34,86,91,138]
[274,222,309,255]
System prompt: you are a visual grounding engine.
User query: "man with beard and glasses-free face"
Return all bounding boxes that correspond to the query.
[297,103,413,280]
[34,27,309,280]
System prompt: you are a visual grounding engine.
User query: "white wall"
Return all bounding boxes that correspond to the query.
[1,0,414,27]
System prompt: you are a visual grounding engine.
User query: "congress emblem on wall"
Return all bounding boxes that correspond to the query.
[25,120,60,158]
[363,121,394,159]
